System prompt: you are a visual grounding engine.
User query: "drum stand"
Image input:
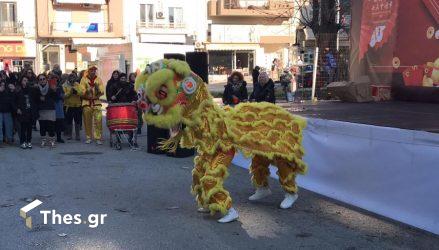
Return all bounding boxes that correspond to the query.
[110,129,138,150]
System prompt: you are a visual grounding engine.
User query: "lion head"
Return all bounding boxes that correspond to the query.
[135,59,203,129]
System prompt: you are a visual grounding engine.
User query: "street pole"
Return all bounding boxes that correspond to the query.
[311,47,319,102]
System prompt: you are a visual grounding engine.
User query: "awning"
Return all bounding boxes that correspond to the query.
[304,27,316,40]
[71,38,125,46]
[55,0,106,4]
[205,43,259,51]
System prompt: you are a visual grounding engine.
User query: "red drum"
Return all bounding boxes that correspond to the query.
[106,103,138,131]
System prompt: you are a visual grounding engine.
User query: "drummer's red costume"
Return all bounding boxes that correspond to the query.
[78,66,105,144]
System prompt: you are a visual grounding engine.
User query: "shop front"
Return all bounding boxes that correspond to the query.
[205,43,259,78]
[0,41,36,72]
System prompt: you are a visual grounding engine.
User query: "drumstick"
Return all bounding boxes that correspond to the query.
[114,89,123,97]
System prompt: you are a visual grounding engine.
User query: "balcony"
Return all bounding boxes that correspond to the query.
[136,21,187,35]
[51,22,113,34]
[136,22,188,44]
[0,22,24,35]
[208,0,293,18]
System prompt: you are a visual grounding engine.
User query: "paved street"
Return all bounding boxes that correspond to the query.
[1,129,438,249]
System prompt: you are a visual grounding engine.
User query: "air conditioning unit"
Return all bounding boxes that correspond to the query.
[156,12,165,19]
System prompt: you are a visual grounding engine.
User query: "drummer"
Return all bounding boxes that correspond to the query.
[109,73,138,147]
[108,73,137,104]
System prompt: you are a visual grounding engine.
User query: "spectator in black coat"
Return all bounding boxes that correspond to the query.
[36,74,57,148]
[0,81,16,145]
[106,70,121,102]
[24,68,37,87]
[252,66,260,85]
[15,76,39,149]
[250,71,275,104]
[111,73,137,103]
[129,72,143,135]
[222,71,248,106]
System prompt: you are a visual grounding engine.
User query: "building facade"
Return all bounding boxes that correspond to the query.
[35,0,127,80]
[0,0,37,72]
[124,0,207,73]
[205,0,295,79]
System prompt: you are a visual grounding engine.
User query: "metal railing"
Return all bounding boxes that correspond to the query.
[137,22,186,29]
[0,22,24,35]
[51,22,113,33]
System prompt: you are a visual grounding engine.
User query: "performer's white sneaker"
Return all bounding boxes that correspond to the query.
[280,193,299,209]
[197,207,210,213]
[248,187,272,201]
[217,207,239,223]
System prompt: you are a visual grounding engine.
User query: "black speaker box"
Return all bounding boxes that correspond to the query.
[186,52,209,84]
[146,125,169,154]
[164,53,186,61]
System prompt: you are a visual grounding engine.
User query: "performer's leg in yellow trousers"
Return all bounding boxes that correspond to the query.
[250,155,271,188]
[192,153,209,207]
[83,106,103,141]
[192,149,235,215]
[250,155,299,194]
[274,158,299,194]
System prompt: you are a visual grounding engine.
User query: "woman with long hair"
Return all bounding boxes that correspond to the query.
[106,70,120,102]
[36,74,57,148]
[15,76,39,149]
[222,71,248,106]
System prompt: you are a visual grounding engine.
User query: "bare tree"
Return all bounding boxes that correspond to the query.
[297,0,351,48]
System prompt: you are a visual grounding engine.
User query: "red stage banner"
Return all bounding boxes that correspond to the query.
[353,0,439,90]
[359,0,399,61]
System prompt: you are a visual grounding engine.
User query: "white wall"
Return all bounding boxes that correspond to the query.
[210,23,291,43]
[233,118,439,235]
[124,0,208,71]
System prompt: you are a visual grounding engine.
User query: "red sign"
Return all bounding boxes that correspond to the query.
[359,0,400,60]
[0,42,25,58]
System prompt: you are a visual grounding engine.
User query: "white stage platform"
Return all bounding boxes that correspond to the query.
[232,118,439,235]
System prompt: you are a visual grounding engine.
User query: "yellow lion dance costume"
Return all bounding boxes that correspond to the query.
[136,59,307,223]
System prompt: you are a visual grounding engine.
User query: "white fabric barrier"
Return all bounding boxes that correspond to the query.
[232,118,439,235]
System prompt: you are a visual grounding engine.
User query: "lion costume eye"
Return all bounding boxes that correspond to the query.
[181,77,197,95]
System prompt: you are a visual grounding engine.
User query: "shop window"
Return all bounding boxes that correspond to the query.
[11,60,34,72]
[209,51,233,75]
[43,49,60,69]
